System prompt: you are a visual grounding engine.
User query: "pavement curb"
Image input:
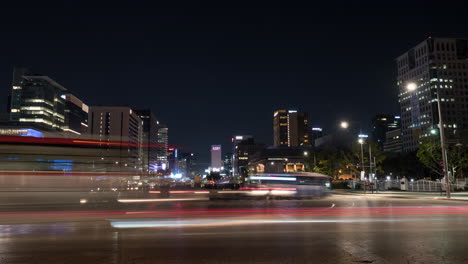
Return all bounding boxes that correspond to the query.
[333,192,468,202]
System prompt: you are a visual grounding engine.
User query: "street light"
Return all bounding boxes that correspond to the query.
[340,121,349,129]
[358,138,365,181]
[304,151,308,156]
[406,82,417,91]
[406,82,450,198]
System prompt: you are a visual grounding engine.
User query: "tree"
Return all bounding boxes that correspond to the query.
[382,152,431,180]
[351,140,386,175]
[308,140,386,179]
[417,138,468,179]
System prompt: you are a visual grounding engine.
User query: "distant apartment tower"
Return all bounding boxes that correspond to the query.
[210,145,222,170]
[273,110,310,147]
[9,68,66,132]
[88,106,143,171]
[64,94,89,135]
[371,114,401,146]
[396,37,468,151]
[157,124,169,169]
[134,109,159,172]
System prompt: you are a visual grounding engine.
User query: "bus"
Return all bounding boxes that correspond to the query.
[242,172,331,198]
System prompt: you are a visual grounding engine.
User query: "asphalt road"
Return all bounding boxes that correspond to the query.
[1,195,468,264]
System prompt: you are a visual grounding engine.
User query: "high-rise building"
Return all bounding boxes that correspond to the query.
[167,147,177,172]
[396,37,468,151]
[157,124,169,169]
[273,110,310,147]
[88,106,143,171]
[383,129,403,153]
[371,114,401,147]
[64,94,89,135]
[223,153,233,176]
[179,152,196,178]
[134,109,159,172]
[232,135,265,177]
[310,127,323,146]
[210,145,222,170]
[9,68,67,132]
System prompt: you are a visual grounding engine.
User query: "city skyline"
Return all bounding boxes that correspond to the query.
[1,2,468,162]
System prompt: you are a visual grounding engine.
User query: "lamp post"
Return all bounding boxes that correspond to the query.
[406,82,450,198]
[358,138,365,179]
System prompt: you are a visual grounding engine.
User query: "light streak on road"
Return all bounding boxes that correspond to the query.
[108,218,438,229]
[117,198,209,203]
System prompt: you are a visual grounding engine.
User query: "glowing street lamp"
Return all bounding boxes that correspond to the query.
[406,82,417,92]
[406,81,450,198]
[340,121,349,129]
[358,138,365,181]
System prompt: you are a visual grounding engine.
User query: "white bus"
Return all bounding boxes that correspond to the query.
[242,172,331,198]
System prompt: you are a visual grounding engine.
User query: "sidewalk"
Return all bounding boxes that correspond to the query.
[333,190,468,202]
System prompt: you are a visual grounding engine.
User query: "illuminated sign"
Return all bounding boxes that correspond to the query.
[358,134,369,138]
[395,116,401,119]
[312,127,322,131]
[212,146,221,150]
[235,136,243,140]
[288,110,297,113]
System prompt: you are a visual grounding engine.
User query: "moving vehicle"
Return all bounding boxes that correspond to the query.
[210,172,330,199]
[241,172,331,199]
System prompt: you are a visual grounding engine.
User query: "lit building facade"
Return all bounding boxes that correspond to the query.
[210,145,222,170]
[88,106,143,171]
[9,68,66,132]
[310,127,323,146]
[273,110,310,147]
[157,124,169,169]
[371,114,401,147]
[383,129,403,153]
[134,109,159,172]
[223,153,233,176]
[64,94,89,135]
[396,37,468,151]
[232,135,265,177]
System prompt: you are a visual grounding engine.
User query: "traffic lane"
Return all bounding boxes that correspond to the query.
[1,213,468,263]
[2,195,468,224]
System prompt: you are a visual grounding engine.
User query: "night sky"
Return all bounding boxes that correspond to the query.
[1,1,467,164]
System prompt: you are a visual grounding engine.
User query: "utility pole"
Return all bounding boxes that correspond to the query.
[436,90,450,198]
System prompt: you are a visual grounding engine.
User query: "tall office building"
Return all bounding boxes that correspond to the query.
[157,124,169,169]
[134,109,159,172]
[273,110,310,147]
[64,94,89,135]
[223,153,233,176]
[396,37,468,151]
[210,145,222,170]
[167,147,178,173]
[371,114,401,146]
[88,106,143,171]
[232,135,265,177]
[9,68,66,132]
[383,129,403,153]
[310,127,323,146]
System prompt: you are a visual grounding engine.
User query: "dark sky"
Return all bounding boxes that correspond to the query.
[1,1,467,164]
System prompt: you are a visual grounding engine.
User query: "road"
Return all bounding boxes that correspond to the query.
[1,194,468,263]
